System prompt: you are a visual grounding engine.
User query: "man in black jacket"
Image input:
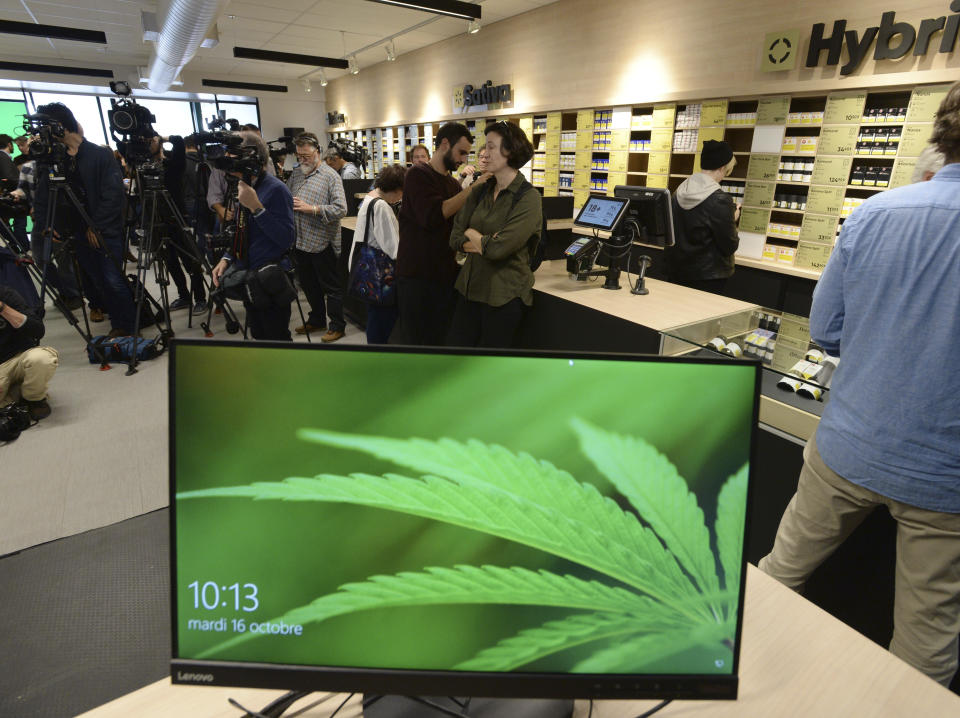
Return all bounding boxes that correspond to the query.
[0,284,58,420]
[664,140,741,294]
[31,102,137,337]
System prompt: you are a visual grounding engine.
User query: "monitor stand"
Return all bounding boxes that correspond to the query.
[363,695,574,718]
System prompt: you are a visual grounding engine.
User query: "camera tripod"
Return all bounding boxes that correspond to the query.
[32,175,137,369]
[129,170,242,374]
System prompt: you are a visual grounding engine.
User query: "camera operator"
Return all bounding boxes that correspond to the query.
[0,135,19,192]
[0,284,58,421]
[323,146,362,180]
[211,131,295,340]
[240,125,276,176]
[183,134,215,264]
[148,132,207,314]
[31,102,137,338]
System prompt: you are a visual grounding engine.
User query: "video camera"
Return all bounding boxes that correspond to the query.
[268,136,294,163]
[21,113,68,168]
[329,137,368,167]
[103,80,158,169]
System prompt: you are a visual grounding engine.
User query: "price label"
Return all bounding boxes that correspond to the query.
[701,99,728,127]
[577,109,594,131]
[899,124,933,156]
[575,151,592,170]
[573,172,591,190]
[546,112,562,132]
[771,339,809,375]
[780,313,813,344]
[746,153,780,182]
[646,173,669,188]
[545,152,560,169]
[543,185,559,197]
[743,181,775,209]
[811,156,853,186]
[823,91,867,124]
[650,128,673,152]
[819,125,858,155]
[611,129,630,151]
[890,157,918,188]
[607,171,627,193]
[757,96,790,125]
[545,133,560,151]
[609,151,628,173]
[647,151,670,175]
[806,185,845,215]
[794,242,833,272]
[544,169,560,186]
[906,84,951,123]
[519,116,534,137]
[739,207,771,234]
[576,131,593,151]
[799,214,838,245]
[652,103,676,128]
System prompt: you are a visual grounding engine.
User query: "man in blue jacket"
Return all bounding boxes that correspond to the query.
[212,132,295,340]
[760,82,960,688]
[31,102,137,337]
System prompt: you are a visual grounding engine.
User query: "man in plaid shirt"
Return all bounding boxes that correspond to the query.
[286,132,348,342]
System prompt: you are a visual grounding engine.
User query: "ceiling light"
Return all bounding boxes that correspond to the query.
[302,78,311,93]
[0,19,107,44]
[232,47,349,69]
[348,56,359,75]
[318,70,328,87]
[385,40,396,62]
[364,0,481,21]
[468,19,481,33]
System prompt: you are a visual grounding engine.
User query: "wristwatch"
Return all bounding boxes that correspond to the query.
[253,207,267,218]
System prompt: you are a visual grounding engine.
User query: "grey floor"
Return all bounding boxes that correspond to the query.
[1,278,367,717]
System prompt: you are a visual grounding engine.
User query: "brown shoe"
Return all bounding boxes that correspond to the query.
[89,308,106,322]
[295,323,326,335]
[320,329,345,343]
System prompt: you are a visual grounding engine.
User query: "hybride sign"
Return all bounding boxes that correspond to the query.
[763,1,960,75]
[453,80,513,113]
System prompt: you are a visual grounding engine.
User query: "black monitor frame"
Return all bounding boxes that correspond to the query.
[613,185,676,248]
[169,340,760,702]
[572,195,631,232]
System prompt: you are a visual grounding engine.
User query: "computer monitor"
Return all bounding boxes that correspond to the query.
[572,195,630,232]
[170,341,758,703]
[613,185,675,247]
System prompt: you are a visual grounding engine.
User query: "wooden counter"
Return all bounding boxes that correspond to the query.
[79,566,960,718]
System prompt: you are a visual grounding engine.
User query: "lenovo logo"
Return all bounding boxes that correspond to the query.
[176,671,214,683]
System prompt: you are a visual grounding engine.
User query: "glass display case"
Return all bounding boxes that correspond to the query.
[659,306,837,421]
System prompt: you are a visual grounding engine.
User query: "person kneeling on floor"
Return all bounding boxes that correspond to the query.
[0,284,58,420]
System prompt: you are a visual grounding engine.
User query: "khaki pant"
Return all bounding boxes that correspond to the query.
[0,346,59,406]
[759,436,960,686]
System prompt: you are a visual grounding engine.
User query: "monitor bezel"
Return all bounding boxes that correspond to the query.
[613,185,676,248]
[169,339,761,702]
[572,195,631,231]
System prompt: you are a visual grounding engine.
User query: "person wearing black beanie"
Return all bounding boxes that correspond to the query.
[664,140,741,294]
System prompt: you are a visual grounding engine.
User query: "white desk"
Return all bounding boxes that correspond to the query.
[79,567,960,717]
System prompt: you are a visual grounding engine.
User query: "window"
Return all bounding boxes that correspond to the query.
[136,98,196,138]
[217,102,260,130]
[30,92,107,146]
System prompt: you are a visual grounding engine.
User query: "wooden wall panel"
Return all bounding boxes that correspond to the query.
[326,0,960,129]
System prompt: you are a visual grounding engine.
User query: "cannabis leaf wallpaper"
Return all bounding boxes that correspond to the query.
[173,344,756,678]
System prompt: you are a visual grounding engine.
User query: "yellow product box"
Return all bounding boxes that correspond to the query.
[762,244,779,262]
[798,137,818,154]
[781,136,798,153]
[777,246,797,264]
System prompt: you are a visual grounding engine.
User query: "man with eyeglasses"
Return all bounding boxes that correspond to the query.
[286,132,348,341]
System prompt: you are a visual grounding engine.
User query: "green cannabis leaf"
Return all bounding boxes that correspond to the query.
[180,421,748,673]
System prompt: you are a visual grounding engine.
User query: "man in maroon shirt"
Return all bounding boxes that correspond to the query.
[397,123,491,345]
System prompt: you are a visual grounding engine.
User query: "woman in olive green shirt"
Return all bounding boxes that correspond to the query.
[448,121,542,347]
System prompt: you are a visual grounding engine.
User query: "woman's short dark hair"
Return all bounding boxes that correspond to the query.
[375,164,406,193]
[485,121,534,170]
[931,80,960,163]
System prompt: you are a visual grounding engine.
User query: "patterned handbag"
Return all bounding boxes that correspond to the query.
[348,198,396,305]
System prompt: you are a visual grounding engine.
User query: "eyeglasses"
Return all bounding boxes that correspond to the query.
[295,151,316,160]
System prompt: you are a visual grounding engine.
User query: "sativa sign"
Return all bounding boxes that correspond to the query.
[453,80,513,113]
[766,2,960,75]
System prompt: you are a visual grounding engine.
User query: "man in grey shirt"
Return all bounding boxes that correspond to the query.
[323,147,362,180]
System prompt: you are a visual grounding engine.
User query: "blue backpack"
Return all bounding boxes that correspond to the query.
[86,335,166,365]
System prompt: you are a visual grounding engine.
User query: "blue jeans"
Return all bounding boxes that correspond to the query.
[72,231,136,332]
[365,302,398,344]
